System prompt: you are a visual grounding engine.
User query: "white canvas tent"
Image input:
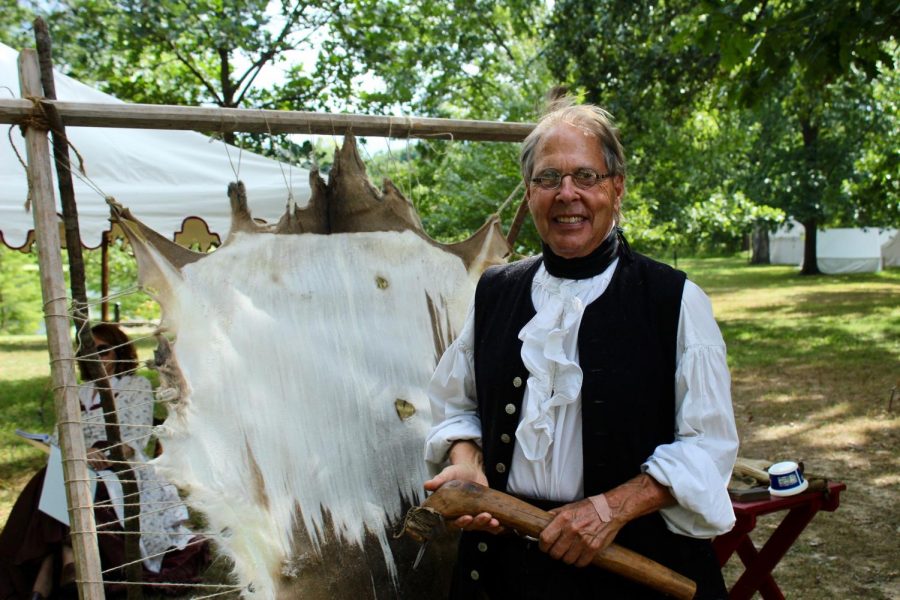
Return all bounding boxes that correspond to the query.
[882,232,900,268]
[768,219,805,265]
[769,220,898,273]
[0,42,311,250]
[816,228,897,274]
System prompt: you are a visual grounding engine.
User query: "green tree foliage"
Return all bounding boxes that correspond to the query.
[45,1,337,108]
[5,1,894,270]
[0,0,37,48]
[81,239,160,323]
[540,1,768,255]
[317,0,542,117]
[0,249,43,334]
[31,0,554,228]
[544,0,898,269]
[690,0,897,106]
[0,242,159,334]
[683,1,898,272]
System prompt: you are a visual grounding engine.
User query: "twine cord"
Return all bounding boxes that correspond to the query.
[98,535,212,575]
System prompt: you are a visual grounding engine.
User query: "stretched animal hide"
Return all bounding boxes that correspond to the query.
[112,135,509,599]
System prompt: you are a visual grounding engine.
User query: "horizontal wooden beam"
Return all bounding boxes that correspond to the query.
[0,98,534,142]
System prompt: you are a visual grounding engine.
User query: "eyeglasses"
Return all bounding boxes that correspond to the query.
[530,168,613,190]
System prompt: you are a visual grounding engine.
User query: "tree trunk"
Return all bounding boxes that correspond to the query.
[800,218,820,275]
[799,114,822,276]
[749,223,770,264]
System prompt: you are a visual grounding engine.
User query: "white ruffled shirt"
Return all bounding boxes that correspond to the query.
[424,259,739,538]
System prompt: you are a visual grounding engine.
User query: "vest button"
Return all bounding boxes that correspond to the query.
[470,569,480,581]
[477,542,488,552]
[495,462,506,473]
[500,433,511,443]
[505,403,516,415]
[512,376,523,388]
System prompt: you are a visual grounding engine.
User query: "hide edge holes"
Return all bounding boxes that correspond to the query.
[395,398,416,421]
[375,275,390,290]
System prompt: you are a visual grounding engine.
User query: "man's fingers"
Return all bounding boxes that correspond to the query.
[574,552,594,568]
[447,512,503,533]
[450,515,473,529]
[423,475,444,491]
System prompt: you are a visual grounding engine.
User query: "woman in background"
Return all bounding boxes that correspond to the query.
[0,323,207,600]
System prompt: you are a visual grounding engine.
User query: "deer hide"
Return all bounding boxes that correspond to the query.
[111,135,509,599]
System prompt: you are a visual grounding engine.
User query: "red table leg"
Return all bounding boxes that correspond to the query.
[728,501,820,600]
[714,482,845,600]
[714,514,756,566]
[735,536,783,599]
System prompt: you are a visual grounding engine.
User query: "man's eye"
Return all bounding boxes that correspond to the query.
[539,171,560,181]
[574,169,598,183]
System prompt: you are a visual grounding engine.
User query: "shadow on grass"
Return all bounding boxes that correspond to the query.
[681,258,900,294]
[723,318,898,371]
[0,338,49,353]
[740,289,900,319]
[0,376,54,427]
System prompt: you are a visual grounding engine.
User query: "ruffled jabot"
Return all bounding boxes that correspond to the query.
[514,262,617,463]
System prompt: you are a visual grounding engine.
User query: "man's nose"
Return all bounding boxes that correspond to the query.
[556,174,579,199]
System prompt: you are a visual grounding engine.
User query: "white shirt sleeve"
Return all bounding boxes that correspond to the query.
[642,280,739,537]
[423,301,483,473]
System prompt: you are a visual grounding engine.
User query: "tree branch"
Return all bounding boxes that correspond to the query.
[232,1,319,98]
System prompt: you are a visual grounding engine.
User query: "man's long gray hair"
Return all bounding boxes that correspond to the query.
[520,97,626,224]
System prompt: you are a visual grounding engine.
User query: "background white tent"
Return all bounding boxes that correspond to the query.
[815,228,896,274]
[0,42,311,250]
[768,219,805,265]
[769,220,897,273]
[881,232,900,268]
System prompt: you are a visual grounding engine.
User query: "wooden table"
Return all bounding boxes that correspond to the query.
[712,481,846,600]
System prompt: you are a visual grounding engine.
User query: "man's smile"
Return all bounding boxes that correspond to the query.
[555,215,586,224]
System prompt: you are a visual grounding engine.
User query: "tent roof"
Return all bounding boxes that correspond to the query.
[1,43,311,250]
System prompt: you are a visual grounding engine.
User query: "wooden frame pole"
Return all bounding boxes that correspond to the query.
[0,97,534,142]
[18,48,105,600]
[101,230,109,322]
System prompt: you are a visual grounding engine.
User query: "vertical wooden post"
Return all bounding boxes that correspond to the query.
[101,231,109,322]
[18,48,105,600]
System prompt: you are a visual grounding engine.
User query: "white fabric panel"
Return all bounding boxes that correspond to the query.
[148,231,473,598]
[816,257,882,274]
[816,228,891,274]
[0,42,310,248]
[768,237,803,265]
[768,220,804,265]
[882,232,900,268]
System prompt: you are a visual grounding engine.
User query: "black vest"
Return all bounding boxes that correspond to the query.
[473,251,685,497]
[454,251,726,599]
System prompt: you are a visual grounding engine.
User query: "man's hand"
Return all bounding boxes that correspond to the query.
[539,498,624,567]
[540,474,676,567]
[423,440,504,534]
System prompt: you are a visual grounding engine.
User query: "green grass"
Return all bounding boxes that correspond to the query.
[680,257,900,373]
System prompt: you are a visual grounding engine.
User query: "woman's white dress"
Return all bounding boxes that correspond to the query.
[74,374,193,573]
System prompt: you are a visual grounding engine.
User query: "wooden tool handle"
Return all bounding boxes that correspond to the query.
[425,480,697,600]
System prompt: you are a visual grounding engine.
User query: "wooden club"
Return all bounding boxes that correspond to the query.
[401,479,696,600]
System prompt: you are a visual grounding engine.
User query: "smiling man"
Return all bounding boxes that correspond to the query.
[424,98,739,599]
